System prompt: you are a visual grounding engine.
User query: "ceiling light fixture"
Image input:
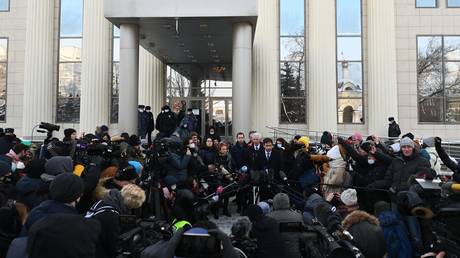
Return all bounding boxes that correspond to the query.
[179,42,185,47]
[210,49,217,53]
[187,55,194,59]
[207,42,215,47]
[200,24,208,28]
[192,59,198,63]
[183,49,190,53]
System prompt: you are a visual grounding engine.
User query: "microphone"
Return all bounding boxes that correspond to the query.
[441,182,460,193]
[37,129,47,133]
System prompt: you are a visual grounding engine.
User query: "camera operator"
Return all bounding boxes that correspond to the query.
[434,137,460,183]
[267,193,304,258]
[86,184,146,258]
[184,137,206,179]
[163,140,191,188]
[369,137,432,255]
[338,137,393,212]
[142,220,239,258]
[62,128,77,158]
[94,165,139,200]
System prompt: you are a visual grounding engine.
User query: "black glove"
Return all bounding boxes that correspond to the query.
[434,137,442,147]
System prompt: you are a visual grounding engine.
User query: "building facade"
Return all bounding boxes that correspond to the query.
[1,0,460,140]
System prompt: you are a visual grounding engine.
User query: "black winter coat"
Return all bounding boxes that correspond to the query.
[230,143,249,170]
[371,152,431,192]
[388,122,401,138]
[155,111,177,136]
[250,216,287,258]
[198,147,218,166]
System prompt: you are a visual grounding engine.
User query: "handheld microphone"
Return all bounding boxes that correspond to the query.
[440,182,460,193]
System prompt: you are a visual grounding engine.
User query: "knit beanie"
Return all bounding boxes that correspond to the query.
[400,137,415,148]
[49,173,84,203]
[352,132,363,142]
[273,193,290,210]
[257,201,271,214]
[231,217,252,238]
[340,189,358,206]
[115,166,138,181]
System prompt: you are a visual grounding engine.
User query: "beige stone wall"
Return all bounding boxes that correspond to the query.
[395,0,460,140]
[0,0,27,134]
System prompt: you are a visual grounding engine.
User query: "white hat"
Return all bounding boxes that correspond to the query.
[340,189,358,206]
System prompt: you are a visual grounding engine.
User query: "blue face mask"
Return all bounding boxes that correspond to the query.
[11,163,16,173]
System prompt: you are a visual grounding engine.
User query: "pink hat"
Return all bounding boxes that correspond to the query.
[352,132,363,142]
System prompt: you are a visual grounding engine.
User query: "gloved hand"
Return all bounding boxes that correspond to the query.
[208,229,239,258]
[434,137,442,147]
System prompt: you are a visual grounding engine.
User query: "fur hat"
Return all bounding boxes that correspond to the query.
[257,201,271,214]
[340,189,358,206]
[115,166,138,181]
[298,136,310,149]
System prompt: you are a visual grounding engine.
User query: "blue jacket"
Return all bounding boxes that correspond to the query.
[164,153,191,186]
[198,147,217,166]
[22,200,78,236]
[15,176,44,210]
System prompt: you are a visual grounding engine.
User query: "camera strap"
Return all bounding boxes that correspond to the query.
[85,200,120,218]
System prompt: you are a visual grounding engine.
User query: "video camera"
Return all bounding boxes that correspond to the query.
[39,122,60,132]
[279,221,362,258]
[117,216,172,258]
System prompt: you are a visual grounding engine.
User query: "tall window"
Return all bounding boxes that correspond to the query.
[0,38,7,122]
[417,36,460,123]
[280,0,306,124]
[57,0,83,123]
[111,26,120,123]
[416,0,437,7]
[336,0,363,124]
[0,0,9,11]
[447,0,460,7]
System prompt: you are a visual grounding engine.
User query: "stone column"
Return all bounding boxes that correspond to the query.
[119,24,139,134]
[232,22,253,136]
[252,0,279,137]
[367,0,398,136]
[308,0,337,133]
[22,0,55,139]
[138,46,166,118]
[80,0,111,133]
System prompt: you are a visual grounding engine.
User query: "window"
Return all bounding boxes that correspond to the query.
[416,0,437,7]
[57,0,83,123]
[0,38,7,122]
[111,26,120,123]
[280,0,306,124]
[447,0,460,7]
[418,36,460,123]
[336,0,363,124]
[0,0,9,11]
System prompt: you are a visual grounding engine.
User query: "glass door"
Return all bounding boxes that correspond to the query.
[169,98,207,138]
[210,98,232,142]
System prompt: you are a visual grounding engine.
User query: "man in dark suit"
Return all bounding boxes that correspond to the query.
[247,132,264,172]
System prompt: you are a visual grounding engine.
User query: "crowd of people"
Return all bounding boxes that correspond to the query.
[0,109,458,258]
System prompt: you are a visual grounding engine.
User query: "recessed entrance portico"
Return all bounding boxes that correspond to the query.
[104,0,258,136]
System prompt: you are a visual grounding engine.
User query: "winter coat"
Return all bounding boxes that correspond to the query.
[146,111,155,132]
[291,151,329,190]
[250,216,287,258]
[22,200,78,236]
[6,237,27,258]
[27,214,101,258]
[198,147,218,166]
[230,143,249,170]
[388,121,401,138]
[88,189,129,258]
[15,176,44,210]
[138,111,149,136]
[164,152,191,186]
[268,208,303,258]
[181,113,198,132]
[342,210,387,258]
[370,151,431,193]
[155,111,177,137]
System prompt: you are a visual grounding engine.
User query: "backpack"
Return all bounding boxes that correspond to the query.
[378,211,412,258]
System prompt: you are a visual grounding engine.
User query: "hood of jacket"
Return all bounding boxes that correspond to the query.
[103,189,129,214]
[342,210,379,230]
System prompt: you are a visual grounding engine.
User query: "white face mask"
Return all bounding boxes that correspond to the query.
[368,159,375,165]
[189,143,196,149]
[277,143,283,149]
